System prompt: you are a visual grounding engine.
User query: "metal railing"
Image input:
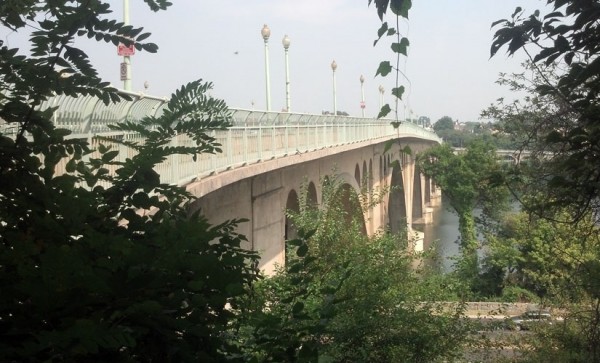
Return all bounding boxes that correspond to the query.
[3,90,442,186]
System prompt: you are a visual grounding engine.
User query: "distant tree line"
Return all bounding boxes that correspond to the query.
[432,115,522,149]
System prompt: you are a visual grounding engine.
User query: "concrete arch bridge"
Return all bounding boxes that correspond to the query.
[34,90,443,275]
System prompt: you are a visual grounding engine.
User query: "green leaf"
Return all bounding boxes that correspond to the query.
[287,263,302,274]
[375,61,393,77]
[511,6,522,18]
[391,86,405,100]
[377,22,388,38]
[66,158,76,173]
[292,301,305,315]
[384,139,395,154]
[490,19,508,28]
[390,0,411,19]
[296,243,308,257]
[141,42,159,53]
[101,150,119,163]
[132,192,152,209]
[373,22,389,46]
[554,35,569,52]
[391,37,410,56]
[136,32,152,42]
[370,0,391,21]
[377,104,391,118]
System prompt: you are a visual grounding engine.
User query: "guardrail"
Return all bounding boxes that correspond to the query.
[2,90,442,186]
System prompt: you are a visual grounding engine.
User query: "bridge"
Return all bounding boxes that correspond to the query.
[36,90,443,274]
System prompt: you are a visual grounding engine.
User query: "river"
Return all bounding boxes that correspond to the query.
[417,196,461,273]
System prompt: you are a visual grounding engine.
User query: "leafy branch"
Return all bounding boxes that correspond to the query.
[369,0,412,120]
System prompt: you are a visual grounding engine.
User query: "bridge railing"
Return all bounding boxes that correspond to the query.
[3,90,441,186]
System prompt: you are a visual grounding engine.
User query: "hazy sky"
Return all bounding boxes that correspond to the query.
[6,0,546,122]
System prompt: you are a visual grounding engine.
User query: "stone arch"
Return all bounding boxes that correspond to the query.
[306,181,318,207]
[321,173,364,232]
[284,189,300,266]
[336,172,360,192]
[354,163,361,187]
[284,189,300,241]
[334,183,367,235]
[388,161,407,234]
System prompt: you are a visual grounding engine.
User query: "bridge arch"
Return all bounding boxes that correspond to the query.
[388,164,407,234]
[284,189,300,241]
[284,189,300,265]
[331,183,367,235]
[306,181,318,207]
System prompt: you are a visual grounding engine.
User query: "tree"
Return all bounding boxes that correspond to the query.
[0,3,260,362]
[231,176,470,362]
[417,140,510,293]
[490,1,600,223]
[488,3,600,360]
[433,116,454,133]
[483,210,600,361]
[418,115,431,127]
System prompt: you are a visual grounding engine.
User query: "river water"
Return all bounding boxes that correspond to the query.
[417,197,461,273]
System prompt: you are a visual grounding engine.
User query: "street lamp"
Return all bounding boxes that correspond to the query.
[122,0,132,91]
[331,60,337,116]
[360,74,365,118]
[378,85,385,111]
[261,24,272,111]
[282,34,291,112]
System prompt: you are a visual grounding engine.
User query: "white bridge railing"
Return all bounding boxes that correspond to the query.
[5,90,441,186]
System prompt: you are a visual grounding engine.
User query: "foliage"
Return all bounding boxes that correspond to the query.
[369,0,412,120]
[417,140,510,294]
[417,115,431,127]
[483,211,600,361]
[490,1,600,224]
[487,3,600,358]
[0,2,261,362]
[231,175,469,362]
[433,116,454,133]
[432,116,518,149]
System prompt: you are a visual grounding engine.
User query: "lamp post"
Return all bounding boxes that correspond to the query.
[360,74,365,117]
[122,0,132,91]
[378,85,385,111]
[261,24,272,111]
[282,34,291,112]
[331,60,337,116]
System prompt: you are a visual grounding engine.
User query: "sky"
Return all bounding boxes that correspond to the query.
[5,0,547,123]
